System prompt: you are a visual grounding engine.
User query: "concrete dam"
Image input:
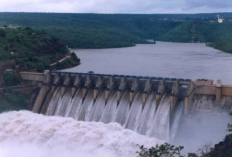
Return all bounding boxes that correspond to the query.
[20,71,232,141]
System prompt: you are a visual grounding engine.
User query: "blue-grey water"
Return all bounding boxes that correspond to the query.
[65,42,232,84]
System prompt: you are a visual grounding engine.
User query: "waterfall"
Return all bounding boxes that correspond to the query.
[100,92,118,123]
[113,92,130,126]
[136,94,156,135]
[124,93,143,130]
[149,95,170,141]
[78,89,95,121]
[89,91,105,122]
[56,88,72,116]
[69,89,84,119]
[170,101,184,142]
[46,87,62,116]
[43,88,189,142]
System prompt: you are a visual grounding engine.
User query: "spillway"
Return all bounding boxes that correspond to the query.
[78,89,95,121]
[68,89,84,119]
[100,92,118,123]
[124,93,143,130]
[46,87,62,116]
[149,95,170,141]
[24,71,232,147]
[113,92,130,126]
[170,101,184,142]
[136,94,156,135]
[44,88,186,142]
[89,91,105,122]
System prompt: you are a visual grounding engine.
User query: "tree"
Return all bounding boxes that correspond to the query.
[3,73,20,86]
[36,63,45,72]
[71,52,80,63]
[0,29,6,37]
[4,45,8,51]
[137,143,184,157]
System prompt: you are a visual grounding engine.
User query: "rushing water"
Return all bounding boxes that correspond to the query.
[45,88,173,140]
[65,42,232,84]
[0,111,163,157]
[2,42,232,156]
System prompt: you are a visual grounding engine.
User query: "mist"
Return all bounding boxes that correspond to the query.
[0,111,162,157]
[174,104,232,153]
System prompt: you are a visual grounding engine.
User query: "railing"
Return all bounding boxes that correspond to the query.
[49,71,191,83]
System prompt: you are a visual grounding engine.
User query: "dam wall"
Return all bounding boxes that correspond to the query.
[19,71,232,141]
[20,71,232,115]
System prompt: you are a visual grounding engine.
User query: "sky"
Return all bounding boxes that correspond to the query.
[0,0,232,13]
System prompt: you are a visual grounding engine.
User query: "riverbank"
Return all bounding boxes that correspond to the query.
[0,26,81,113]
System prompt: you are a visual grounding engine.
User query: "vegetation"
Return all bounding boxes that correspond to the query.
[0,13,232,52]
[137,112,232,157]
[0,27,80,72]
[0,26,68,61]
[137,143,184,157]
[203,111,232,157]
[0,89,29,113]
[3,73,20,86]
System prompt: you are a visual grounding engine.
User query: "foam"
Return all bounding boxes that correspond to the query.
[0,111,163,157]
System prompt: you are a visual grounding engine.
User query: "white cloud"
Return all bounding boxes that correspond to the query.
[0,0,231,13]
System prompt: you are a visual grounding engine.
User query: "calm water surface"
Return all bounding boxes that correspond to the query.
[65,42,232,84]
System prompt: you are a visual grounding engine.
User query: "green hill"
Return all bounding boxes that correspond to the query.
[1,13,232,52]
[0,26,80,72]
[0,26,67,61]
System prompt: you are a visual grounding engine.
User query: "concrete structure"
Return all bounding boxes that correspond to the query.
[19,71,232,116]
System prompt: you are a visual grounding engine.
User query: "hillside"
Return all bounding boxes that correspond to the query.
[0,26,67,60]
[0,26,80,72]
[160,20,232,52]
[0,13,232,52]
[0,27,80,113]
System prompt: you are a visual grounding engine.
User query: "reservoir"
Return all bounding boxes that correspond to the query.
[65,42,232,84]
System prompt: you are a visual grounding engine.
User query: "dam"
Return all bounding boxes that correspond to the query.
[20,70,232,141]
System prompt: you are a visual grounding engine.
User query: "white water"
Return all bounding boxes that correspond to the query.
[136,94,156,135]
[170,102,184,142]
[89,91,105,122]
[46,88,181,141]
[113,92,130,126]
[57,88,72,116]
[46,87,61,116]
[42,85,232,155]
[100,92,118,123]
[69,89,84,119]
[124,93,143,130]
[0,111,163,157]
[149,95,170,141]
[78,90,95,121]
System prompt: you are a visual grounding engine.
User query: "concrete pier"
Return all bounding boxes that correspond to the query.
[20,71,232,116]
[32,85,50,113]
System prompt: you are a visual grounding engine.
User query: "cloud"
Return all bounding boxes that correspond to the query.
[0,0,231,13]
[185,0,232,9]
[183,0,232,13]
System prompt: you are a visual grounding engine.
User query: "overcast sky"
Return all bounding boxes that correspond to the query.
[0,0,231,13]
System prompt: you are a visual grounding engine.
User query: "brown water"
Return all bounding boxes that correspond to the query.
[65,41,232,84]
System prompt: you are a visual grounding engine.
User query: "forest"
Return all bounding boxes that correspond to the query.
[0,12,232,51]
[0,12,231,52]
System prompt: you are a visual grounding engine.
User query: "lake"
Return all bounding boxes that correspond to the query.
[65,42,232,84]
